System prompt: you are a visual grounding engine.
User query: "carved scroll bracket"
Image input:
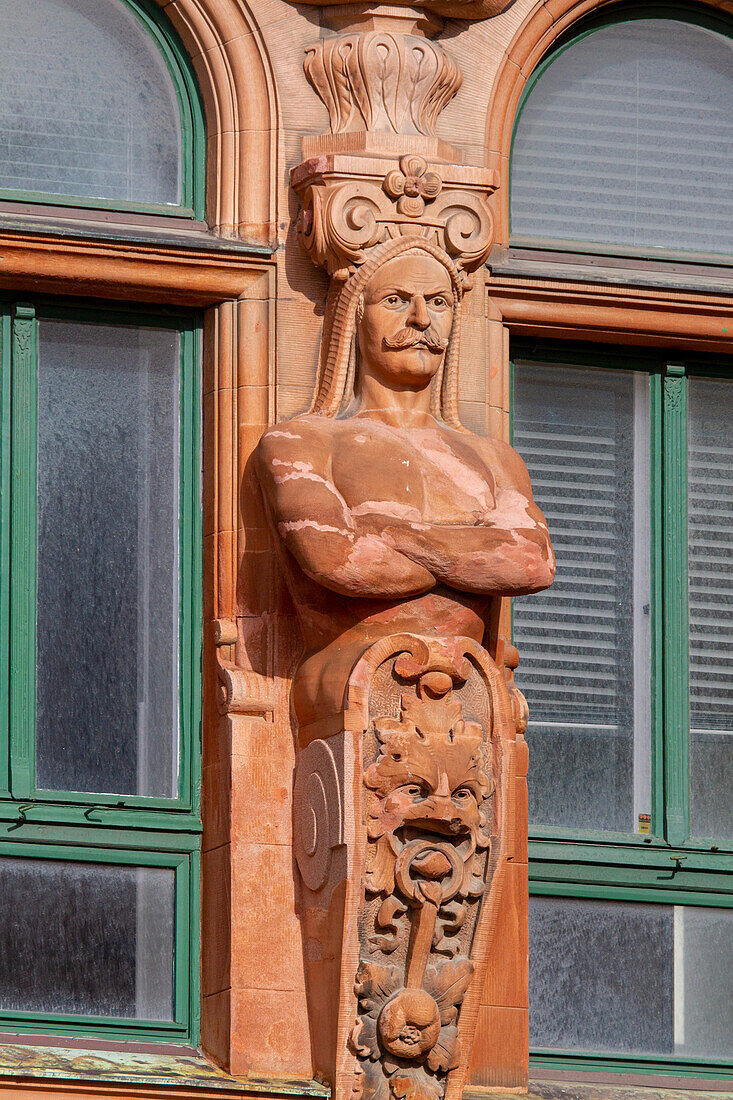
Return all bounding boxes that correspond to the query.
[291,154,498,278]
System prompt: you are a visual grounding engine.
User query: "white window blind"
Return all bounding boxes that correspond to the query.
[511,18,733,255]
[688,377,733,840]
[513,361,651,833]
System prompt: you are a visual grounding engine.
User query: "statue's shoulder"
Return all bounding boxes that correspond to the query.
[256,414,343,469]
[465,432,532,493]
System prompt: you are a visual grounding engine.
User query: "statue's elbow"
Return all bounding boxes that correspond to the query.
[528,548,555,592]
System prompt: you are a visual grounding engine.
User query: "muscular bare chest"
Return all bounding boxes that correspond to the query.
[331,422,495,523]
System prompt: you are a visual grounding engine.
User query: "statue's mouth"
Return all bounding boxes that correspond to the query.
[395,824,472,860]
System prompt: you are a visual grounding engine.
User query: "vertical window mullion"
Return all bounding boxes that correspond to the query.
[9,303,38,801]
[650,371,665,838]
[0,308,10,798]
[662,363,690,847]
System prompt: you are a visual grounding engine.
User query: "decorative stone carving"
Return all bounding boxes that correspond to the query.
[257,0,551,1088]
[296,0,517,27]
[303,31,462,141]
[292,155,498,278]
[255,231,554,1097]
[351,639,501,1100]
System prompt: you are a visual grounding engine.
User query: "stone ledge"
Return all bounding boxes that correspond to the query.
[0,1041,327,1097]
[466,1081,733,1100]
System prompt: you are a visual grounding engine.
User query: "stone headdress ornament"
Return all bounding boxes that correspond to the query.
[308,235,466,429]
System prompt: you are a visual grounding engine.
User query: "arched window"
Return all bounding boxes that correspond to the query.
[504,4,733,1085]
[0,0,205,1049]
[510,7,733,255]
[0,0,204,215]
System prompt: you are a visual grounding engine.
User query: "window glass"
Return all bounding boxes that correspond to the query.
[688,377,733,840]
[511,18,733,255]
[513,361,651,833]
[530,896,733,1060]
[0,0,181,205]
[35,320,179,798]
[0,858,175,1019]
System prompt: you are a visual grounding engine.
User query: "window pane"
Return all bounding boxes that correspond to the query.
[513,362,651,833]
[36,321,179,798]
[0,858,174,1019]
[511,19,733,255]
[530,896,733,1061]
[688,377,733,840]
[0,0,182,205]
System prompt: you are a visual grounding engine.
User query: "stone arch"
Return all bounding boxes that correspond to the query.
[485,0,733,246]
[156,0,278,243]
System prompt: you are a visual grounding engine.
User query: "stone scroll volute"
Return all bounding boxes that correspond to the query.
[255,3,554,1095]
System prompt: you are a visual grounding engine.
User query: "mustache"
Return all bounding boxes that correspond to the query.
[382,326,449,353]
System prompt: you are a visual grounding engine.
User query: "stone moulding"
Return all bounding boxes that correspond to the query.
[291,154,499,278]
[291,0,517,24]
[292,633,517,1100]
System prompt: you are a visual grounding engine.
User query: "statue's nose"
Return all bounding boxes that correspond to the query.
[421,796,464,831]
[407,294,430,330]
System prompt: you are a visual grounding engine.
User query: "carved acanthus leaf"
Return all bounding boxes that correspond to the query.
[304,33,461,138]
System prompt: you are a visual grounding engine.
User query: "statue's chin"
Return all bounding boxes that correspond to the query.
[369,348,443,388]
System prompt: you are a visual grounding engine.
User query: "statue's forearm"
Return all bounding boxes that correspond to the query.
[380,522,554,595]
[281,525,436,598]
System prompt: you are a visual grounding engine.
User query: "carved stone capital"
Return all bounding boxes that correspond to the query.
[291,154,498,278]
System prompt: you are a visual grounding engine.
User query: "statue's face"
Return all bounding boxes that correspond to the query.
[357,254,454,389]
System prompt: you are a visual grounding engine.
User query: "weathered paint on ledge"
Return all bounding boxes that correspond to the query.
[0,1043,328,1096]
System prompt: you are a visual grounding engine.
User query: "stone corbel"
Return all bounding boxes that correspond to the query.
[214,619,276,719]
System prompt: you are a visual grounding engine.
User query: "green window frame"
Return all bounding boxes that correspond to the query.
[508,1,733,263]
[0,299,202,1044]
[0,0,206,220]
[511,341,733,1081]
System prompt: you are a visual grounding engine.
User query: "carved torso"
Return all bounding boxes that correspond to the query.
[328,415,497,525]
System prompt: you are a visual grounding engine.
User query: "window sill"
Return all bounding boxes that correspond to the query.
[466,1079,733,1100]
[0,1038,328,1098]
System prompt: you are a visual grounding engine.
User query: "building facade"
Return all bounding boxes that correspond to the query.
[0,1,730,1098]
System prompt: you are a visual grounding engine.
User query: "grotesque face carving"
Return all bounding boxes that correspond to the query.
[364,684,492,898]
[357,254,454,391]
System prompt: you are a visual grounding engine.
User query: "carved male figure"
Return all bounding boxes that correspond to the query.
[256,237,554,721]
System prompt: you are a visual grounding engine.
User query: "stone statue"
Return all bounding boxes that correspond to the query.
[255,235,554,1100]
[256,236,554,724]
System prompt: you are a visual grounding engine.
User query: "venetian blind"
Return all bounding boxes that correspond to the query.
[0,0,182,205]
[512,361,650,832]
[688,377,733,839]
[511,18,733,255]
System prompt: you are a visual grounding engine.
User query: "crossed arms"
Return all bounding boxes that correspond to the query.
[256,423,555,600]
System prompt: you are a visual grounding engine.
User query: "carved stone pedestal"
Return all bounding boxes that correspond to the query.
[293,634,518,1100]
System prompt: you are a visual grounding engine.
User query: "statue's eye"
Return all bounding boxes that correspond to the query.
[453,788,472,802]
[385,295,402,306]
[405,784,427,799]
[431,296,449,309]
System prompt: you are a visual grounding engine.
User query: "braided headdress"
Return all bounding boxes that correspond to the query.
[308,236,466,430]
